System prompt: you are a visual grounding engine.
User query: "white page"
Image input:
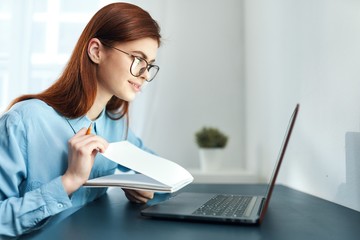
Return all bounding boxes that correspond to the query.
[86,174,164,187]
[85,173,188,192]
[85,174,173,192]
[100,141,194,187]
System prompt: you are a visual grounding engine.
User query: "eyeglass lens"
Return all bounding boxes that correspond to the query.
[131,58,158,81]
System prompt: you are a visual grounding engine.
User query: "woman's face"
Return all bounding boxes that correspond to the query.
[95,37,159,102]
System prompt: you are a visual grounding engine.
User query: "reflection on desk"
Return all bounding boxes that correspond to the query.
[23,184,360,240]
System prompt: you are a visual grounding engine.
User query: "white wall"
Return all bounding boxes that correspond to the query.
[136,0,360,212]
[131,0,246,170]
[244,0,360,211]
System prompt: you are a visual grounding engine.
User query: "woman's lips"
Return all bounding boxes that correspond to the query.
[128,80,141,92]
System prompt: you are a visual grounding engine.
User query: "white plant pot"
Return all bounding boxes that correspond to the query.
[199,148,224,172]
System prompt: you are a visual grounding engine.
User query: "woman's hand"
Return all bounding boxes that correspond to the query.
[123,189,154,203]
[62,127,108,195]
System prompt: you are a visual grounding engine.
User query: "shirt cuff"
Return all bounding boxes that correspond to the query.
[40,176,72,215]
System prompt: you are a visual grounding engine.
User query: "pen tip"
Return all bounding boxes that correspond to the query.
[86,123,92,135]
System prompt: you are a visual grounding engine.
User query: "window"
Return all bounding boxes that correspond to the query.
[0,0,118,111]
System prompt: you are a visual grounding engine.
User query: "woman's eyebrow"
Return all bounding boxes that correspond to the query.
[132,51,155,63]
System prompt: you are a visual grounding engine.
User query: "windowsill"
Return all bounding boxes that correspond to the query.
[188,168,259,184]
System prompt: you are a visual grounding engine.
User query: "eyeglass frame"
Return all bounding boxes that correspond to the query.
[99,41,160,82]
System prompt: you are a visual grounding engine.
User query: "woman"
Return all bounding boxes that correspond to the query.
[0,2,161,237]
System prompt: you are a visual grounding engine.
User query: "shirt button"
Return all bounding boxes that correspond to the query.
[57,203,64,208]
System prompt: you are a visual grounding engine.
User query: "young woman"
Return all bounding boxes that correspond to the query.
[0,2,161,237]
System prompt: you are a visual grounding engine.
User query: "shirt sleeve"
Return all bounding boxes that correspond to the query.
[0,112,72,237]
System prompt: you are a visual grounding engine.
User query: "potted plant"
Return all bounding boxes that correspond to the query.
[195,127,228,172]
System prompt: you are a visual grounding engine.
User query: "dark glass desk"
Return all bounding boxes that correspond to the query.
[23,184,360,240]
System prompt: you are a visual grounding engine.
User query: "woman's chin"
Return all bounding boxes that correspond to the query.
[117,93,137,102]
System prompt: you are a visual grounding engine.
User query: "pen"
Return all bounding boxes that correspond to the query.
[86,123,92,135]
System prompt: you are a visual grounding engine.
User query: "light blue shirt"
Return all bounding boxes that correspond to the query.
[0,99,153,237]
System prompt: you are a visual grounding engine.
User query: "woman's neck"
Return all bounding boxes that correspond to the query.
[87,103,104,121]
[87,91,112,121]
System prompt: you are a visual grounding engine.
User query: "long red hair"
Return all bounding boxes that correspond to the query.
[8,2,161,120]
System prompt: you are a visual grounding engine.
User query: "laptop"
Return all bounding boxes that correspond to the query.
[141,104,299,224]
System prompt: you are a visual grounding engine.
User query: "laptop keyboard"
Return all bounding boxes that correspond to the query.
[192,195,253,217]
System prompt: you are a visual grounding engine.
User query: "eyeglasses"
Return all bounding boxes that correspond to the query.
[101,42,159,82]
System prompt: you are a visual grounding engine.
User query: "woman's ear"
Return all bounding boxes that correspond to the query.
[88,38,101,63]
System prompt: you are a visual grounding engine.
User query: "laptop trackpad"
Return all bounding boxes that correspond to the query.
[143,192,216,215]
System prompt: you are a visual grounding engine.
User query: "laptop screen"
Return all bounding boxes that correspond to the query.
[259,104,299,222]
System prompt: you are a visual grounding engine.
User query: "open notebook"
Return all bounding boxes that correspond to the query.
[84,141,194,193]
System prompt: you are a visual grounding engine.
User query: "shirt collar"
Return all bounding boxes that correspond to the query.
[66,109,106,135]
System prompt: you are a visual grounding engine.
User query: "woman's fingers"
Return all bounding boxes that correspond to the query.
[123,189,154,203]
[68,128,108,154]
[63,127,109,195]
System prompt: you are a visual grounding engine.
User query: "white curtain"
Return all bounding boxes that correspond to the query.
[0,0,109,109]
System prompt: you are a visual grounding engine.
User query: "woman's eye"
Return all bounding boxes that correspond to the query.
[134,56,143,62]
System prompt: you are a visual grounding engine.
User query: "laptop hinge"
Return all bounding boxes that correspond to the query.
[257,197,266,216]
